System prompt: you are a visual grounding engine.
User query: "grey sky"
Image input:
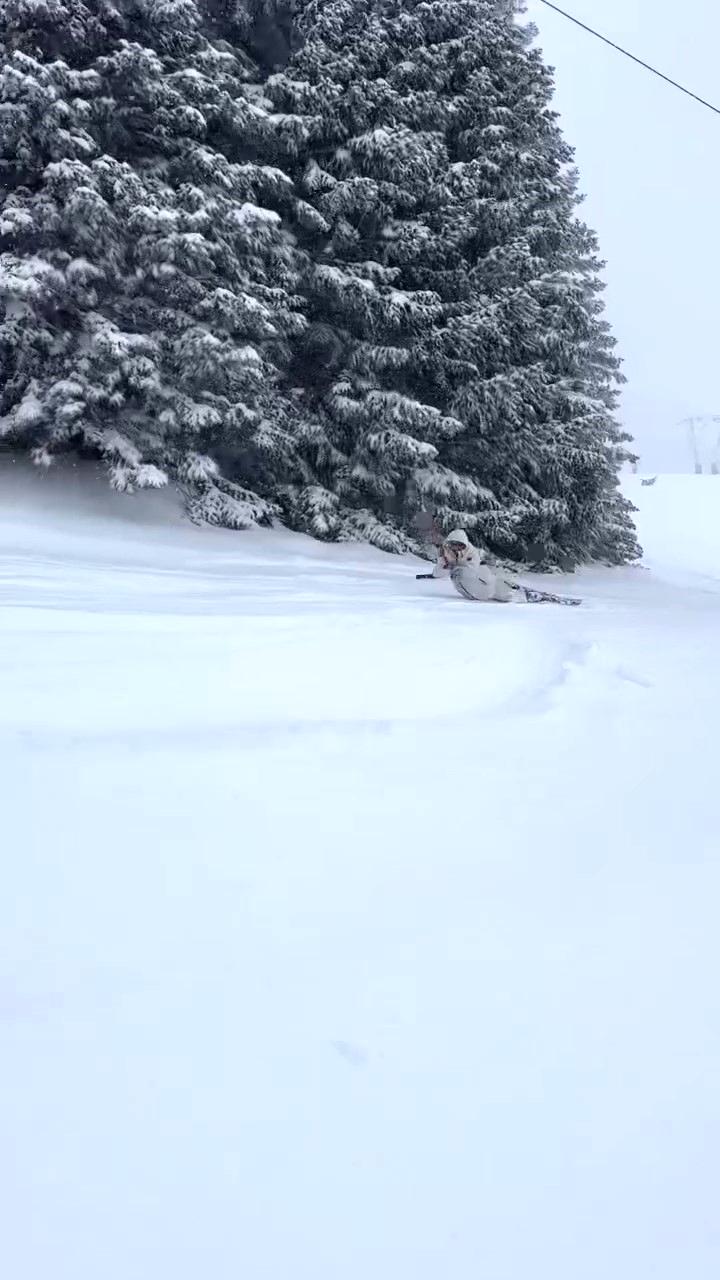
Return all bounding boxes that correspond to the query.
[523,0,720,471]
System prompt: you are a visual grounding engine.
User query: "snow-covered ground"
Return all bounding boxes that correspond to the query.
[3,460,720,1279]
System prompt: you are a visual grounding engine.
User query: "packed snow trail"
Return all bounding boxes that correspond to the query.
[2,462,720,1280]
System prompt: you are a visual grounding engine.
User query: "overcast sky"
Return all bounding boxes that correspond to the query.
[523,0,720,471]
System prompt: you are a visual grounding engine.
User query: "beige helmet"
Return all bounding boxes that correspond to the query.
[444,529,470,548]
[443,529,473,565]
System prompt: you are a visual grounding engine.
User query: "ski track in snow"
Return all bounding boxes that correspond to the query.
[2,462,720,1280]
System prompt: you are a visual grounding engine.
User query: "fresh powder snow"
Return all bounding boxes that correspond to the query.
[2,460,719,1279]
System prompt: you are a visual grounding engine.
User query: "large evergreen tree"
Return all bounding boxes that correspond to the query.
[0,0,639,564]
[0,0,312,525]
[266,0,639,563]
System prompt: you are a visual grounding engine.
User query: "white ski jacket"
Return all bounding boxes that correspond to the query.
[433,529,521,603]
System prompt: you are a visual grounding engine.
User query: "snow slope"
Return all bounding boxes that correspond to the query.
[2,461,720,1279]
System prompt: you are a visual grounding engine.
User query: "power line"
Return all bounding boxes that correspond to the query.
[538,0,720,118]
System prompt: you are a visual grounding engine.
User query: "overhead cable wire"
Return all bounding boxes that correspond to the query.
[538,1,720,118]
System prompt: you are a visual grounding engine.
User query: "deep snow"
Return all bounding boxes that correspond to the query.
[2,461,720,1279]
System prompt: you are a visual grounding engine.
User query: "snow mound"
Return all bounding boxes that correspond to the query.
[625,473,720,583]
[2,460,720,1280]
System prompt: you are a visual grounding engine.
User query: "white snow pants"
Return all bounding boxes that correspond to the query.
[450,564,521,603]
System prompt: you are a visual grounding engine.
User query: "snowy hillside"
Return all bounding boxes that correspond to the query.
[3,462,720,1279]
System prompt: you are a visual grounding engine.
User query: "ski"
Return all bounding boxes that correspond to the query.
[521,587,582,606]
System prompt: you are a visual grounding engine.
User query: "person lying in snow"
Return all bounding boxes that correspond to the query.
[426,529,582,606]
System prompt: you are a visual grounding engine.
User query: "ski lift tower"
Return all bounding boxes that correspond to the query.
[680,416,720,474]
[711,418,720,475]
